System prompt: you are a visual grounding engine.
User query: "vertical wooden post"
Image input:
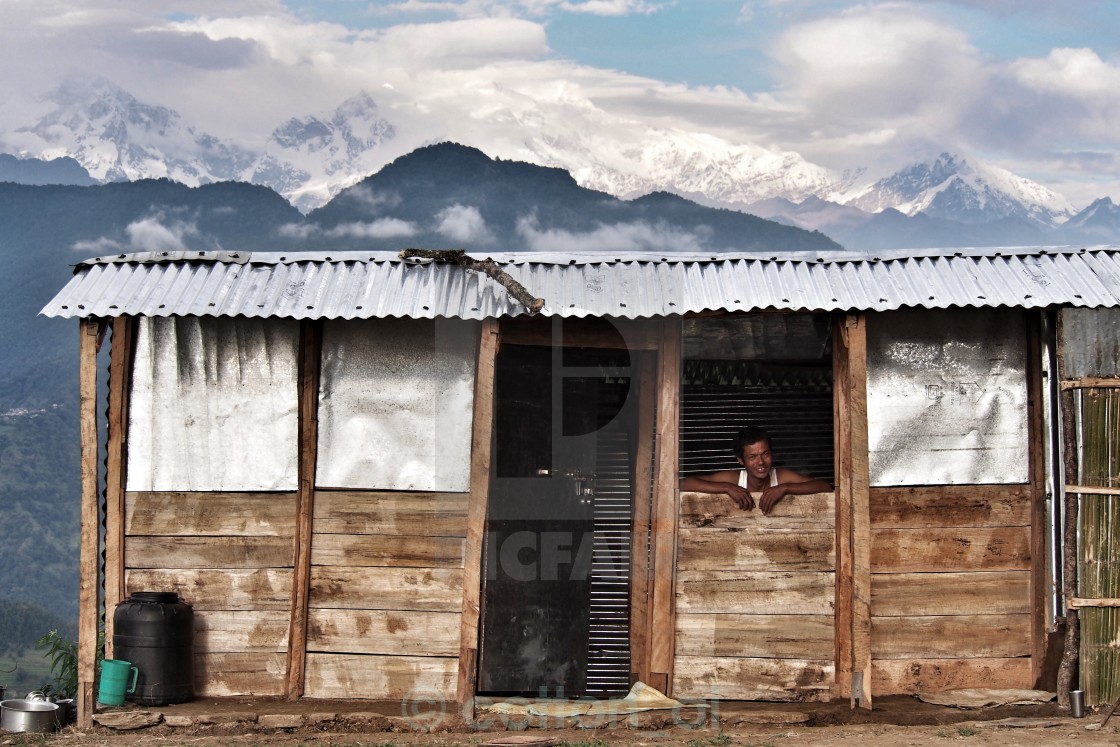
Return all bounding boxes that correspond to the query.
[850,315,872,710]
[1026,312,1049,686]
[628,350,657,685]
[457,319,499,720]
[77,318,104,728]
[103,316,134,657]
[833,317,854,700]
[836,313,871,708]
[647,318,681,694]
[285,319,322,700]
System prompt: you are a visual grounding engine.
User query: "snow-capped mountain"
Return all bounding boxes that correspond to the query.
[1,76,1106,244]
[834,153,1076,227]
[1062,197,1120,242]
[520,129,842,209]
[16,75,266,185]
[265,92,399,210]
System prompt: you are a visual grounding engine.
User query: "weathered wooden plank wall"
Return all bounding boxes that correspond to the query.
[303,490,468,700]
[868,485,1034,693]
[672,491,836,701]
[124,491,297,696]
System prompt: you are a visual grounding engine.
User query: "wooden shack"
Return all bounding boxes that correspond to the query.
[41,247,1120,726]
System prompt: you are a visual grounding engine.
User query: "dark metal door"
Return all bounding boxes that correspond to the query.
[478,342,634,696]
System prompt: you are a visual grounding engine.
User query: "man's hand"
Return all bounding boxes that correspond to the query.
[758,484,789,515]
[723,484,756,511]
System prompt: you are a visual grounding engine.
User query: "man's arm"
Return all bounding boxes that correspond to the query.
[758,467,833,515]
[679,469,755,510]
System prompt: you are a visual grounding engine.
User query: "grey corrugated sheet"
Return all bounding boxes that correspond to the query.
[1060,307,1120,378]
[40,246,1120,320]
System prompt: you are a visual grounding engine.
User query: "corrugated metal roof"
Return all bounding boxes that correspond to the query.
[40,246,1120,320]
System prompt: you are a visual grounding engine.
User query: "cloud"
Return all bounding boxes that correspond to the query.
[279,218,418,239]
[123,28,258,70]
[772,5,985,128]
[435,204,493,243]
[3,0,1120,209]
[516,215,709,252]
[383,0,661,17]
[341,185,403,212]
[72,213,201,252]
[328,218,417,238]
[126,215,200,251]
[1009,47,1120,103]
[277,222,319,239]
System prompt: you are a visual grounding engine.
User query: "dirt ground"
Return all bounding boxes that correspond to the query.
[5,697,1120,747]
[8,720,1120,747]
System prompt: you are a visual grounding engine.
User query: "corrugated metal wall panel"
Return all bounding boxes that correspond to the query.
[1060,307,1120,379]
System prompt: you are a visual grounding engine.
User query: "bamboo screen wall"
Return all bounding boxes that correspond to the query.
[1067,387,1120,707]
[1060,308,1120,707]
[672,491,836,701]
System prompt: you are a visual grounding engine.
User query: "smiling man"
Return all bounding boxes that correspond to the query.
[679,425,832,515]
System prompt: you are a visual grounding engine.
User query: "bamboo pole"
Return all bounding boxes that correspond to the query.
[1057,388,1080,709]
[1071,597,1120,608]
[1061,378,1120,390]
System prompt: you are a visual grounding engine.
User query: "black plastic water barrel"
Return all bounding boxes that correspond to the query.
[112,591,194,706]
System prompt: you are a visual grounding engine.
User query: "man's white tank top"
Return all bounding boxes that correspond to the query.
[738,469,778,489]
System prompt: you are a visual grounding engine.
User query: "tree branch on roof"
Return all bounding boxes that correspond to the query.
[399,249,545,314]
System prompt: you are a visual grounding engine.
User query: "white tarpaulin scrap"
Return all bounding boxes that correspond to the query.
[476,681,704,718]
[315,317,477,492]
[867,308,1029,486]
[916,689,1056,709]
[127,316,300,491]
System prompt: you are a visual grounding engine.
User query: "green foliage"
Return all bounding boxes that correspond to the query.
[0,410,82,621]
[956,726,977,737]
[35,629,78,697]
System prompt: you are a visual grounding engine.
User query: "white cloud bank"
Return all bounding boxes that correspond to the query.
[516,215,710,252]
[436,204,494,243]
[2,1,1118,205]
[73,213,201,253]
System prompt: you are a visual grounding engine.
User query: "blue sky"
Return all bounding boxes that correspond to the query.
[1,0,1118,206]
[274,1,1120,91]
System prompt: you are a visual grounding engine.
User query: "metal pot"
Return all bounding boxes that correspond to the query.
[0,698,60,733]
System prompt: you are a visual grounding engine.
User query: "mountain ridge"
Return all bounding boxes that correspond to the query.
[3,75,1115,250]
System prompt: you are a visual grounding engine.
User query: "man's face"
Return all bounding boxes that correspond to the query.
[738,439,773,480]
